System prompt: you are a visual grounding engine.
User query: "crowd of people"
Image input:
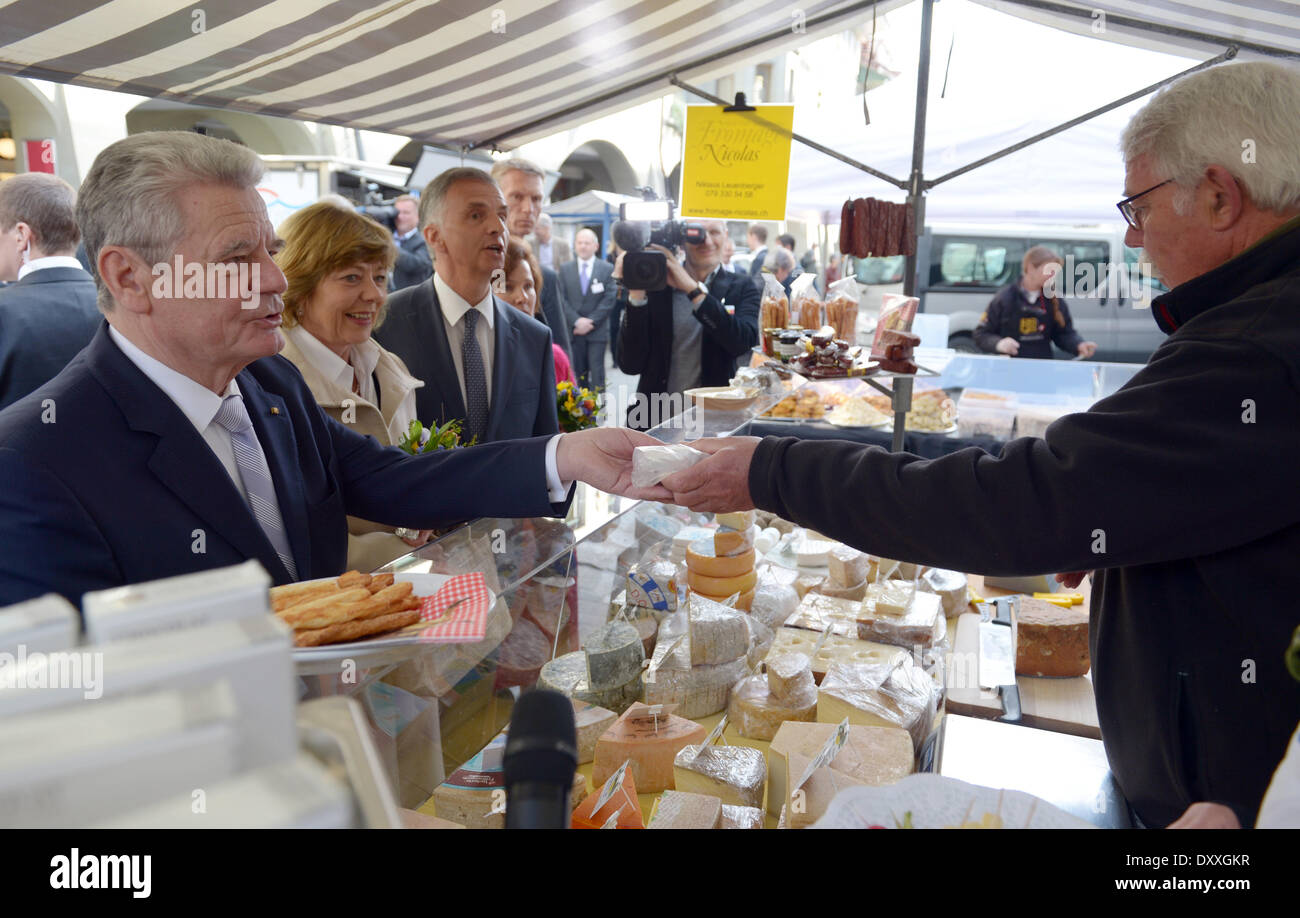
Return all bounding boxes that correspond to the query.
[0,60,1297,829]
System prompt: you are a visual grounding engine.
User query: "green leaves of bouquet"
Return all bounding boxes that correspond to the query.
[556,381,601,433]
[397,419,477,455]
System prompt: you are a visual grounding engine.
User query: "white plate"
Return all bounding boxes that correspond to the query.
[290,572,496,670]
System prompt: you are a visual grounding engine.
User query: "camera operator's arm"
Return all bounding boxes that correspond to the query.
[613,251,652,375]
[694,268,761,359]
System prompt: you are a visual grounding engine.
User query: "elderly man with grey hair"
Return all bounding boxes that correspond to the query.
[374,165,562,443]
[0,133,664,608]
[530,213,571,272]
[767,245,797,299]
[656,61,1300,829]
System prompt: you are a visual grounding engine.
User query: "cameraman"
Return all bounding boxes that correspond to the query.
[614,220,760,431]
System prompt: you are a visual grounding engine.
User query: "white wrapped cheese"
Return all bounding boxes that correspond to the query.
[686,594,749,666]
[673,744,767,809]
[631,444,707,487]
[750,570,800,630]
[858,585,944,649]
[816,656,937,752]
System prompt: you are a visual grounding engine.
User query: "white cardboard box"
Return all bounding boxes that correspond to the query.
[0,594,79,655]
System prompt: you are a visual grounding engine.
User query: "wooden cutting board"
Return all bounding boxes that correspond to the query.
[944,575,1100,740]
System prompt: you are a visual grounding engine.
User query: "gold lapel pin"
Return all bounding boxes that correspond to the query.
[270,407,280,415]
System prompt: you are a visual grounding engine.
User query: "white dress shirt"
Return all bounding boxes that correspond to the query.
[285,324,381,407]
[537,239,554,269]
[433,271,495,407]
[108,326,259,506]
[17,255,85,281]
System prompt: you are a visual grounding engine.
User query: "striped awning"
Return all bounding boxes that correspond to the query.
[0,0,908,150]
[972,0,1300,60]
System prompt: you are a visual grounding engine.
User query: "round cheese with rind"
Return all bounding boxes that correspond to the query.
[685,545,756,578]
[584,620,645,691]
[540,651,643,713]
[686,595,751,665]
[643,656,750,718]
[728,671,817,740]
[687,567,757,599]
[693,586,755,613]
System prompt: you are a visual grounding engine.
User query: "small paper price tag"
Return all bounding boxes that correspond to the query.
[692,714,729,758]
[793,718,849,793]
[593,758,631,814]
[600,804,624,829]
[810,621,835,658]
[644,634,686,681]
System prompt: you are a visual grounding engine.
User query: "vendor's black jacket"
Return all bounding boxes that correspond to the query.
[614,265,760,421]
[749,216,1300,827]
[973,282,1084,358]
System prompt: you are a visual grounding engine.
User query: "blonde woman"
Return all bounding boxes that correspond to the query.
[276,201,433,571]
[973,245,1097,359]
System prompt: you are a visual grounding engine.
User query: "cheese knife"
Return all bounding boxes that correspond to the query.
[979,596,1022,723]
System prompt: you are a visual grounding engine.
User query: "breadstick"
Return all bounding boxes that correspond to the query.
[294,609,423,647]
[277,587,372,628]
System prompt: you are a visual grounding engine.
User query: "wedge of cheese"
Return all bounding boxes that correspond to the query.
[591,702,706,794]
[673,744,767,809]
[858,585,943,649]
[647,790,722,829]
[785,752,868,829]
[765,627,907,684]
[816,658,937,752]
[686,595,750,665]
[768,721,914,817]
[828,545,869,587]
[572,767,644,829]
[728,671,817,741]
[572,702,618,766]
[716,510,755,532]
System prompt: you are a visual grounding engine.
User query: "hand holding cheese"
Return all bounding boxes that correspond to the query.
[661,436,762,513]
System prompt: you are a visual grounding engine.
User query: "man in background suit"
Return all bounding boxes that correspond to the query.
[746,223,769,278]
[530,213,571,271]
[0,133,659,607]
[0,173,101,409]
[560,228,616,391]
[491,159,572,361]
[389,194,433,291]
[375,167,559,443]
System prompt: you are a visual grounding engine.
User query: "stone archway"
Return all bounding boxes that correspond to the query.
[552,139,639,201]
[125,100,321,155]
[0,76,68,180]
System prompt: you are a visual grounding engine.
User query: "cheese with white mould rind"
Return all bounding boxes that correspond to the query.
[716,510,755,531]
[673,744,767,809]
[796,539,835,567]
[643,657,749,718]
[897,561,921,580]
[720,804,764,829]
[766,653,815,701]
[816,658,936,752]
[828,546,869,588]
[768,721,914,817]
[686,544,756,578]
[584,620,645,691]
[728,671,817,741]
[918,568,969,617]
[648,790,722,828]
[766,627,907,684]
[858,586,943,648]
[686,595,750,665]
[687,567,757,599]
[572,701,618,765]
[591,701,706,794]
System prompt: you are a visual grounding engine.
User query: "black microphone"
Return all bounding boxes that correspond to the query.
[503,689,578,829]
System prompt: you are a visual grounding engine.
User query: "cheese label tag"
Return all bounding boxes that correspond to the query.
[695,714,729,757]
[644,634,687,682]
[810,621,835,658]
[593,758,631,814]
[794,718,849,792]
[600,804,623,829]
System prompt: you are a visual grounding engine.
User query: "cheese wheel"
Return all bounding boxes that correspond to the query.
[728,671,817,740]
[687,567,757,598]
[694,587,755,612]
[685,546,756,579]
[706,526,758,557]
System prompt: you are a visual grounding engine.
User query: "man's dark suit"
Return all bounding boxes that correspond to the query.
[559,258,616,390]
[747,247,768,277]
[374,276,559,442]
[0,324,566,607]
[538,265,572,361]
[390,231,433,291]
[0,266,101,410]
[615,267,760,430]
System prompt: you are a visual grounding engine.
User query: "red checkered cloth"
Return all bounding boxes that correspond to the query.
[415,572,492,643]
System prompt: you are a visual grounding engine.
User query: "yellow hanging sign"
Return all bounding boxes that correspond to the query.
[679,104,794,221]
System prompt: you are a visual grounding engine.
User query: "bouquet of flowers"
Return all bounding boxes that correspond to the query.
[397,419,475,455]
[556,381,601,433]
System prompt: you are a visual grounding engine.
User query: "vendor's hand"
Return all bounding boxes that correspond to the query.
[555,428,673,501]
[397,528,435,547]
[1076,341,1098,359]
[1055,570,1090,590]
[1167,802,1241,829]
[646,244,696,293]
[574,317,595,336]
[995,337,1020,356]
[662,437,761,512]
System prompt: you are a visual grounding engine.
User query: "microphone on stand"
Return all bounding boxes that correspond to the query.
[503,689,578,829]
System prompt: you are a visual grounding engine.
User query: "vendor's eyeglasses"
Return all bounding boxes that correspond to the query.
[1117,179,1173,230]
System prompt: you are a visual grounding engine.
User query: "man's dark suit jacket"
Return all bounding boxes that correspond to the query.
[748,247,768,277]
[374,277,559,442]
[0,266,101,410]
[539,265,572,360]
[559,258,617,340]
[0,324,566,607]
[391,232,433,291]
[615,267,761,421]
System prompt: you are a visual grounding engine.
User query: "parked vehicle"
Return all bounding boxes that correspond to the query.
[850,223,1168,363]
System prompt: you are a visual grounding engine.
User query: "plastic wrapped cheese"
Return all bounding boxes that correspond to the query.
[828,545,869,587]
[750,570,800,630]
[625,560,679,613]
[686,595,750,665]
[771,722,914,817]
[648,790,722,829]
[631,444,707,487]
[816,657,937,752]
[728,671,817,741]
[918,568,970,617]
[766,627,907,684]
[746,617,775,672]
[858,585,944,648]
[720,804,764,829]
[716,510,755,531]
[766,653,815,700]
[673,744,767,809]
[591,702,706,794]
[785,591,862,633]
[817,579,867,601]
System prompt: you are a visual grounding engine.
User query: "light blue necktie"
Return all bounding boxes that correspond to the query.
[461,308,489,442]
[580,261,590,296]
[213,394,298,580]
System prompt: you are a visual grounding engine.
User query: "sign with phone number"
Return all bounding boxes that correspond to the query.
[679,104,793,221]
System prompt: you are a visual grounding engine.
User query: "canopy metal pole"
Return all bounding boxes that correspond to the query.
[669,76,908,189]
[927,46,1238,188]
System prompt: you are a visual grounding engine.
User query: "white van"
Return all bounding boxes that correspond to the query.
[851,223,1168,363]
